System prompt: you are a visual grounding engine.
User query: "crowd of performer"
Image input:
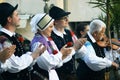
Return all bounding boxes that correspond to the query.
[0,2,120,80]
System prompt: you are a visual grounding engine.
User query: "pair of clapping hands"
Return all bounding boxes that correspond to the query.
[60,38,87,60]
[0,38,87,63]
[0,44,46,63]
[32,38,87,60]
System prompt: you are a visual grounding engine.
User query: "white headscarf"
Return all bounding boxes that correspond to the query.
[30,13,54,33]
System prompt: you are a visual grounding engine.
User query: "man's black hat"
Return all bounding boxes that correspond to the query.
[0,3,18,26]
[49,6,70,20]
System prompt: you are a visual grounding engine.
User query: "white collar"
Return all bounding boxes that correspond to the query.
[53,27,66,38]
[0,28,15,37]
[41,34,49,41]
[87,32,96,43]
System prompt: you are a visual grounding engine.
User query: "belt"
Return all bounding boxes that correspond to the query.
[32,70,48,80]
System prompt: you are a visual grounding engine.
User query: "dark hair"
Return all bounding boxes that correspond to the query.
[75,23,89,38]
[1,14,13,27]
[0,3,18,27]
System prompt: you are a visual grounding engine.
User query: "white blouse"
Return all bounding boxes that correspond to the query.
[31,34,75,80]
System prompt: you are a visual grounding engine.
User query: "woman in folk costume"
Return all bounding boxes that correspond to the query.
[30,13,82,80]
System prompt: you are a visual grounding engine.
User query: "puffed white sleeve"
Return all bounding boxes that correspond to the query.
[1,52,33,73]
[0,42,33,73]
[0,62,4,73]
[31,42,63,71]
[77,41,112,71]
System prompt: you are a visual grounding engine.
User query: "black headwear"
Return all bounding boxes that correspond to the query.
[49,6,70,20]
[0,3,18,26]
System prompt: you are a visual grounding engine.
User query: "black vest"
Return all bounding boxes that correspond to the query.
[0,32,29,80]
[51,29,76,75]
[76,35,105,80]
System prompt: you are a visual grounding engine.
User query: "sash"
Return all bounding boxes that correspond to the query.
[31,33,59,55]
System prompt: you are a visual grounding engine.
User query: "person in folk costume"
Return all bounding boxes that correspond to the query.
[75,19,119,80]
[49,6,86,80]
[105,46,120,80]
[75,23,89,39]
[30,13,84,80]
[0,35,16,63]
[30,13,71,80]
[74,23,90,67]
[0,2,46,80]
[0,35,16,80]
[0,44,16,80]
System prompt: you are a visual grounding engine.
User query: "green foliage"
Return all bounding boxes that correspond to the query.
[89,0,120,38]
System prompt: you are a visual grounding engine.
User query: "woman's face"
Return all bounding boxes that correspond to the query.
[42,22,54,37]
[80,25,89,38]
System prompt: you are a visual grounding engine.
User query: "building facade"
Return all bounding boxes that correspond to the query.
[1,0,104,40]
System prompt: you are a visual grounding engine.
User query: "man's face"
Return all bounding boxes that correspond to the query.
[94,27,106,41]
[9,10,20,27]
[55,16,69,28]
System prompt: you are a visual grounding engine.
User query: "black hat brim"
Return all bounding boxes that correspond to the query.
[11,4,18,14]
[62,12,71,17]
[0,3,18,26]
[56,12,71,20]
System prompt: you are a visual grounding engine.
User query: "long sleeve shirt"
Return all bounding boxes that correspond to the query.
[31,41,63,70]
[31,34,65,80]
[105,49,120,62]
[31,34,75,71]
[0,28,33,73]
[76,32,112,71]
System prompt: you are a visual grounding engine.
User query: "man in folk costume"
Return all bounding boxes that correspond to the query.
[76,19,119,80]
[0,2,45,80]
[0,35,16,63]
[49,6,86,80]
[0,37,16,80]
[30,13,84,80]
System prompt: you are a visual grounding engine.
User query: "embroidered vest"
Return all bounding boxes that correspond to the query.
[0,32,25,56]
[51,29,77,75]
[0,32,29,80]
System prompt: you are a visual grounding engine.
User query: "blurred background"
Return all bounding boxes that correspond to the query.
[0,0,120,41]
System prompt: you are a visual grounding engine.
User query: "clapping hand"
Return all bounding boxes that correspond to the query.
[60,44,72,60]
[0,45,16,63]
[73,38,87,50]
[31,44,46,60]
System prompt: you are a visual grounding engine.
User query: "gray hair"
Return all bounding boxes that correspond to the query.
[89,19,106,34]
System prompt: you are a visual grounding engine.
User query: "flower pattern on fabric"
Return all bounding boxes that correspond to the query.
[17,35,24,43]
[66,42,73,47]
[15,34,30,52]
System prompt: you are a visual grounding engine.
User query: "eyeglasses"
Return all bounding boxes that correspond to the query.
[56,16,68,21]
